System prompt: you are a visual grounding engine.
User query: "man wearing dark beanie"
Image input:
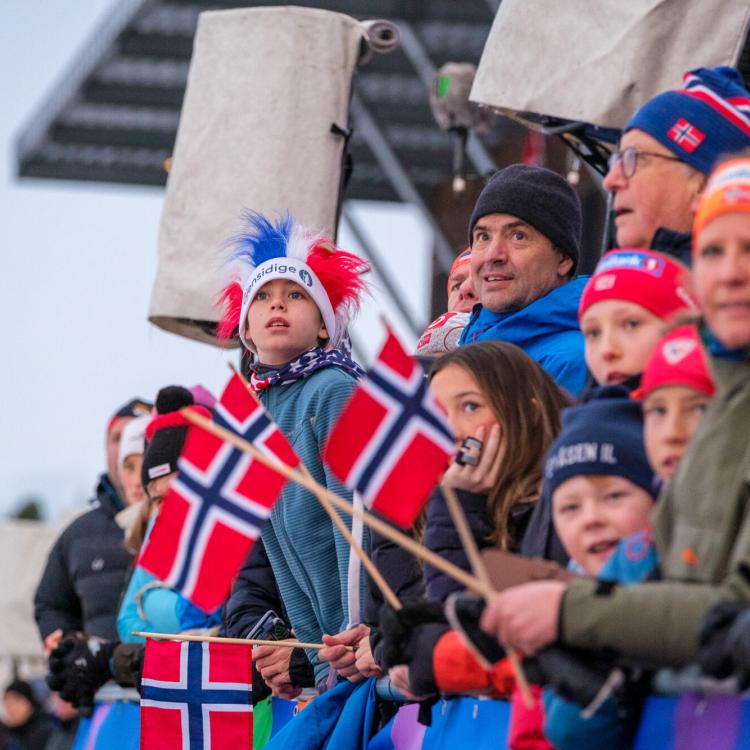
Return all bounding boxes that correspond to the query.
[459,163,589,396]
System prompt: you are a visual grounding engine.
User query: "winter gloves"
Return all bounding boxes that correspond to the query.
[47,634,118,714]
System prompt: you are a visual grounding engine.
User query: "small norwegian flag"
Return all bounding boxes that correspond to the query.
[324,328,455,527]
[138,373,300,612]
[667,118,705,153]
[140,638,252,750]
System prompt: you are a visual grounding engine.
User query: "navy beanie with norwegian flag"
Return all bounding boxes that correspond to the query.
[625,66,750,174]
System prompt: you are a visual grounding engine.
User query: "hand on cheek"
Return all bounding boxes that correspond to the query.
[442,424,503,494]
[479,581,566,656]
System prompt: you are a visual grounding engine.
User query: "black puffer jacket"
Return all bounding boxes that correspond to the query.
[364,515,426,670]
[34,475,133,641]
[423,488,536,602]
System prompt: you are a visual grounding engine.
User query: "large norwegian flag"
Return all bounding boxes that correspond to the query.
[140,638,252,750]
[324,328,455,527]
[139,373,300,612]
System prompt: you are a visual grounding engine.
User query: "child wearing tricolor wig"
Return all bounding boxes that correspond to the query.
[219,212,370,694]
[578,248,699,390]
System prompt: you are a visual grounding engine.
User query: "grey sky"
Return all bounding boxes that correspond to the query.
[1,1,431,519]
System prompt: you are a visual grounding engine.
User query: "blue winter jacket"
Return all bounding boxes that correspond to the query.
[259,366,367,685]
[117,518,220,643]
[458,277,589,397]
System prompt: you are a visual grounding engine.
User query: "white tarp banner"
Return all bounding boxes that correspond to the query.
[471,0,750,130]
[0,520,57,658]
[149,7,376,346]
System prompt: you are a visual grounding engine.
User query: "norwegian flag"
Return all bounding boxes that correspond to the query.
[139,373,300,612]
[324,328,455,527]
[667,118,705,153]
[140,638,252,750]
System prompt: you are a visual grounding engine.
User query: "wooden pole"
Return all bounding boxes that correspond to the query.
[131,631,351,651]
[441,485,533,708]
[226,364,402,612]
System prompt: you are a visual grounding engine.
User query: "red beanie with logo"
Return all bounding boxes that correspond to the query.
[633,325,715,400]
[579,249,699,321]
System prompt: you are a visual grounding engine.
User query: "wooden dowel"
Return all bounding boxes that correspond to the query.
[441,486,534,709]
[441,486,494,592]
[132,631,352,651]
[226,363,403,612]
[180,408,491,599]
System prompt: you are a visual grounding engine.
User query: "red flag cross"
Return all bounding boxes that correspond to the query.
[324,329,455,527]
[140,638,252,750]
[667,118,705,153]
[138,374,300,612]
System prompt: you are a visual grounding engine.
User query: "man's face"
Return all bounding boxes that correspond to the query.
[470,213,573,313]
[106,417,131,494]
[447,264,477,313]
[603,129,706,248]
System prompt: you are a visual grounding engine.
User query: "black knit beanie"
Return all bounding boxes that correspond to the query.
[468,164,582,272]
[5,679,38,709]
[141,386,196,488]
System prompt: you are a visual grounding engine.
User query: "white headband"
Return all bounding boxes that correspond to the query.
[238,258,336,353]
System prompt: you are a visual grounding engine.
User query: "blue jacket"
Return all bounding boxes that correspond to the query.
[259,366,367,685]
[265,678,379,750]
[458,277,589,397]
[117,519,220,643]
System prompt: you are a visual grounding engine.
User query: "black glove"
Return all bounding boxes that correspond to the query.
[110,642,145,692]
[47,634,118,715]
[697,600,747,680]
[534,647,621,709]
[444,593,506,668]
[379,601,449,697]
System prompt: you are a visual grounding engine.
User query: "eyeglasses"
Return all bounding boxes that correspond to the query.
[607,146,682,179]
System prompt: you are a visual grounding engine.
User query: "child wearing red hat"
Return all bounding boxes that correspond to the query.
[635,325,715,482]
[578,249,699,388]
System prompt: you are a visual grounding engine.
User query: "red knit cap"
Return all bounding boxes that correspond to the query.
[633,325,715,400]
[579,249,699,321]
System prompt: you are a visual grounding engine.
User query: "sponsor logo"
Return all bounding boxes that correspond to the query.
[595,251,665,278]
[148,463,172,480]
[662,338,696,365]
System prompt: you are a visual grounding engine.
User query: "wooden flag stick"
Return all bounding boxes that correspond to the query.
[181,408,491,599]
[227,363,403,612]
[131,631,352,651]
[441,486,534,708]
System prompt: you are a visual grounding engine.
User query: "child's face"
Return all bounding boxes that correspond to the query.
[119,453,145,506]
[430,363,500,448]
[580,299,665,385]
[643,385,710,481]
[552,474,654,575]
[246,279,327,365]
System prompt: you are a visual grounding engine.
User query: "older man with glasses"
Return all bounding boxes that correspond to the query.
[603,66,750,264]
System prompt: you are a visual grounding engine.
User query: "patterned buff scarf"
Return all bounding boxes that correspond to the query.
[249,347,365,393]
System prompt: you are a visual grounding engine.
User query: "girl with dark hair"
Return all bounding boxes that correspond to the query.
[382,341,570,704]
